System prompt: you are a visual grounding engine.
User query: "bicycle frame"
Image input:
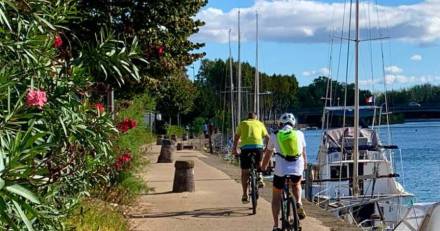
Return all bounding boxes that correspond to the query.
[248,153,259,215]
[280,176,301,231]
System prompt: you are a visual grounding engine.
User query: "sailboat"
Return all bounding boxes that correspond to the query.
[308,1,440,230]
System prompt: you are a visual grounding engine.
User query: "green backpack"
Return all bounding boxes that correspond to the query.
[276,129,301,158]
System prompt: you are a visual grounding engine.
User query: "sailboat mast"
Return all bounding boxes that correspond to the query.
[353,0,360,196]
[254,11,260,118]
[237,10,242,124]
[229,29,235,139]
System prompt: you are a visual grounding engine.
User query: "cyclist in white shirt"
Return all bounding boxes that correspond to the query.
[262,113,307,231]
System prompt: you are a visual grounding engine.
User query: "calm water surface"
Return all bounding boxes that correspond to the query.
[303,121,440,202]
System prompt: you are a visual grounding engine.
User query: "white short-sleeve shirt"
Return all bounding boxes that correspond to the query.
[267,125,306,177]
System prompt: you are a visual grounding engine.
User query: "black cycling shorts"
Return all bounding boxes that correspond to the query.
[239,148,263,170]
[273,175,302,189]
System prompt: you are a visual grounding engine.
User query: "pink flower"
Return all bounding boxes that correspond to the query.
[54,35,63,48]
[157,46,164,56]
[95,103,105,113]
[26,89,47,109]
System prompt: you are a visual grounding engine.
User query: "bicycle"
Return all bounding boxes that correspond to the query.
[248,153,259,215]
[280,175,301,231]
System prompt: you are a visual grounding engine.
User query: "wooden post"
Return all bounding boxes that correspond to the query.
[172,160,195,192]
[305,163,313,201]
[157,139,174,163]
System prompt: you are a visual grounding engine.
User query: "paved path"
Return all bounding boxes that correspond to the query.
[128,143,331,231]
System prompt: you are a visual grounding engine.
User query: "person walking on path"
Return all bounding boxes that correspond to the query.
[232,112,270,204]
[262,113,308,231]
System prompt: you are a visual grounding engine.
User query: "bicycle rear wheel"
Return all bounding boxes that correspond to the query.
[288,194,300,231]
[250,171,258,214]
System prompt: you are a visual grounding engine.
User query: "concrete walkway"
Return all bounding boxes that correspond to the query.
[128,144,331,231]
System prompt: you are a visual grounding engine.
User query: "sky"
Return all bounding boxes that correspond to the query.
[190,0,440,90]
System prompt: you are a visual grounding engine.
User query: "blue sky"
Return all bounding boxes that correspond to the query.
[190,0,440,90]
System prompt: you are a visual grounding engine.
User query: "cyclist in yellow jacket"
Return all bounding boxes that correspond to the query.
[232,112,270,204]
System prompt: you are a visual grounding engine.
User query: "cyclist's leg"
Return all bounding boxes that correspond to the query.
[255,148,263,171]
[252,149,265,188]
[272,175,284,228]
[239,150,251,201]
[290,175,306,219]
[289,175,302,205]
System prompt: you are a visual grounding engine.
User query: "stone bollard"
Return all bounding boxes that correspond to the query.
[156,135,164,145]
[177,143,183,151]
[157,139,174,163]
[172,160,195,192]
[183,144,194,150]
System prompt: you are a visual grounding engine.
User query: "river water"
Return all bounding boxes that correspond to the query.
[304,121,440,203]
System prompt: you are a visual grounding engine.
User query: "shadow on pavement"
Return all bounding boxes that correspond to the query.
[129,207,254,219]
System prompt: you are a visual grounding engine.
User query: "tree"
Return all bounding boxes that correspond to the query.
[68,0,207,97]
[156,74,198,124]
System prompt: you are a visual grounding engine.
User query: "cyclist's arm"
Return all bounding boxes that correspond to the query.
[263,134,270,150]
[262,148,273,171]
[262,134,274,171]
[303,147,307,169]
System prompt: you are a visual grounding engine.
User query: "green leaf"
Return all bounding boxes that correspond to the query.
[6,184,40,204]
[12,200,34,231]
[33,14,56,30]
[0,178,4,189]
[0,5,12,32]
[58,116,68,137]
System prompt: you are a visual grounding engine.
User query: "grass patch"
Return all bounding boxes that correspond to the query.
[65,199,127,231]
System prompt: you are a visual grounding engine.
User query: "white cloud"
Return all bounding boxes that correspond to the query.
[193,0,440,44]
[319,67,330,76]
[302,67,330,77]
[384,74,440,85]
[410,54,423,61]
[302,71,312,76]
[385,65,403,74]
[360,74,440,86]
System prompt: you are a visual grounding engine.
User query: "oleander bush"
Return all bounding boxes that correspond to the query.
[0,1,148,229]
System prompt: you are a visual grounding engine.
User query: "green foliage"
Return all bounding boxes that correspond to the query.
[69,0,207,97]
[166,125,186,137]
[193,59,300,120]
[74,29,147,87]
[108,94,154,204]
[377,84,440,106]
[156,75,198,123]
[191,117,206,135]
[0,0,152,229]
[64,199,127,231]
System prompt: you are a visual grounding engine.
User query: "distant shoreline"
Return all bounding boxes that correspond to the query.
[404,118,440,122]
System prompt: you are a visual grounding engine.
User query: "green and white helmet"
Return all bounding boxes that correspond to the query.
[279,113,296,126]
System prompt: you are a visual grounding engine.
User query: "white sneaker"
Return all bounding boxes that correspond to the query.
[258,173,265,188]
